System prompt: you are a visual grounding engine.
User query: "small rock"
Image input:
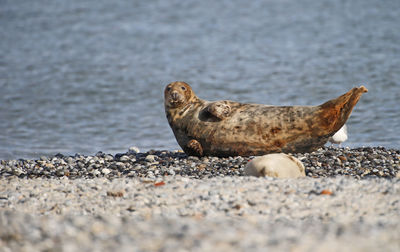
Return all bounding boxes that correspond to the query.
[128,146,140,154]
[119,155,130,162]
[115,162,125,169]
[92,170,101,176]
[107,190,124,197]
[145,155,156,162]
[101,168,111,175]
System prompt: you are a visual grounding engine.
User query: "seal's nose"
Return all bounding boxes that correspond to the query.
[171,91,179,100]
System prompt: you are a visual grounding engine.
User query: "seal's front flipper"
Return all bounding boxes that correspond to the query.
[185,139,204,157]
[207,101,231,119]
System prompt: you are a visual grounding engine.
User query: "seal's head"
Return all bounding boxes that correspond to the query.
[164,81,196,109]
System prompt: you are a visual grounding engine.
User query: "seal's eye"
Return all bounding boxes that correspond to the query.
[181,86,186,91]
[166,87,171,91]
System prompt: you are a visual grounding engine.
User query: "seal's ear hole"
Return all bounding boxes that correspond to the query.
[181,86,186,91]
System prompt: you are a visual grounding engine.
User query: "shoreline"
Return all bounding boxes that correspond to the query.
[1,146,399,180]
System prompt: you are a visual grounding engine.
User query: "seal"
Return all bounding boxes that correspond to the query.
[164,81,368,157]
[244,153,305,178]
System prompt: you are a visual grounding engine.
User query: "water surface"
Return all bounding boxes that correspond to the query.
[1,0,399,159]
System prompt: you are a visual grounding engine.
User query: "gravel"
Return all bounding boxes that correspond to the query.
[0,146,399,180]
[0,146,399,251]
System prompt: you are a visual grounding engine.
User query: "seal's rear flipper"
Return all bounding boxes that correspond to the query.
[318,86,368,133]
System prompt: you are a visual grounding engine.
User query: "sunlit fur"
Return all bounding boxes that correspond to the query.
[163,81,367,157]
[164,81,195,109]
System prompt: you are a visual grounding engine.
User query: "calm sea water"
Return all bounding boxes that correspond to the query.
[1,0,399,159]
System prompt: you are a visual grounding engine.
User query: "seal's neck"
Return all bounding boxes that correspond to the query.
[165,96,202,123]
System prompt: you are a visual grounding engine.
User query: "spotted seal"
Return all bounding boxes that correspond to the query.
[164,81,367,157]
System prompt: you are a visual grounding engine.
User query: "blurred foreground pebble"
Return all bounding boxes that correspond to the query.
[0,176,399,251]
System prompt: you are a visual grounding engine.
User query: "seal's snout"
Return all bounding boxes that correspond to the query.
[171,91,179,101]
[165,88,185,108]
[164,81,195,109]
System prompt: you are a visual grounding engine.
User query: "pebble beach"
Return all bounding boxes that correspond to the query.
[1,146,399,251]
[3,0,400,250]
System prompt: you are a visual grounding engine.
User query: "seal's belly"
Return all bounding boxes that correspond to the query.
[183,105,319,155]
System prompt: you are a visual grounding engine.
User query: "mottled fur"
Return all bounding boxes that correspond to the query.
[164,81,367,157]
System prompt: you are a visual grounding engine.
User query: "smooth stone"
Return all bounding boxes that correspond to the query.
[92,170,100,176]
[101,168,111,175]
[244,153,305,178]
[119,155,130,162]
[128,146,140,154]
[104,155,114,161]
[145,155,156,162]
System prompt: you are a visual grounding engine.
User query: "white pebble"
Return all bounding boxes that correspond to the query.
[145,155,156,162]
[101,168,111,175]
[128,146,140,154]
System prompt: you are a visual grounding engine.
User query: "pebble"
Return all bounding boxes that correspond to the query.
[145,155,156,162]
[101,168,111,175]
[128,146,140,154]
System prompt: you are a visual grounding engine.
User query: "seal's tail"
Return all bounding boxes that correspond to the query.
[317,85,368,133]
